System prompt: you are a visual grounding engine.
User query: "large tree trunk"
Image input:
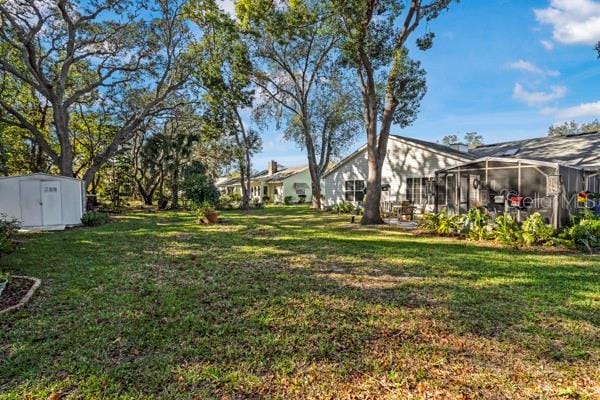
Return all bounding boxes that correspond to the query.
[359,58,384,225]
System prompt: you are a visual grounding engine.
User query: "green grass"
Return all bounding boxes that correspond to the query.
[1,206,599,399]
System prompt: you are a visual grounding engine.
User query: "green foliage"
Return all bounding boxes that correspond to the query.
[0,214,20,255]
[418,210,464,236]
[196,202,217,219]
[561,216,600,254]
[297,194,307,204]
[81,211,110,227]
[465,208,490,241]
[493,215,522,246]
[333,201,360,214]
[522,213,555,246]
[284,196,293,205]
[182,166,219,207]
[217,193,243,210]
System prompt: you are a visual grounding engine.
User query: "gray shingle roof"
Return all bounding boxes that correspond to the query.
[390,135,476,159]
[470,131,600,168]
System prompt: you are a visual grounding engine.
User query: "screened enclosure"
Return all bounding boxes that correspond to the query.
[435,157,597,228]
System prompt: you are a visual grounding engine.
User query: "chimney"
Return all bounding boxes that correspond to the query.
[448,143,470,153]
[268,160,278,175]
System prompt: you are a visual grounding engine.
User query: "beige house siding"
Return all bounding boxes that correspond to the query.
[323,137,471,210]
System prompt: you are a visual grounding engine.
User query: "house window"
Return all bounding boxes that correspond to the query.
[407,177,435,204]
[263,186,268,195]
[344,180,365,202]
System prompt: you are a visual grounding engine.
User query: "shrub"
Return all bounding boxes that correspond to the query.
[217,193,242,210]
[493,215,522,246]
[465,208,491,241]
[81,211,110,227]
[562,219,600,253]
[284,196,293,205]
[436,211,465,236]
[196,201,217,219]
[522,212,555,246]
[298,194,307,204]
[333,201,356,214]
[262,195,270,204]
[181,163,219,206]
[417,211,463,236]
[0,214,20,255]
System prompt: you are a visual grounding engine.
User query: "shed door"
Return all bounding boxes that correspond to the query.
[41,181,62,226]
[19,180,42,227]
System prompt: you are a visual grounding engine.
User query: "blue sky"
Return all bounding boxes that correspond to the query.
[224,0,600,170]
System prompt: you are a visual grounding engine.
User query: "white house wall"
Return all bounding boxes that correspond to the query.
[282,169,312,202]
[323,138,470,208]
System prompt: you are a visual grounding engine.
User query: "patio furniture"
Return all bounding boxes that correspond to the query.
[396,201,416,221]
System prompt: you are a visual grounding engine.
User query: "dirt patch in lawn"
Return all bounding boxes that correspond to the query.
[0,276,41,314]
[0,277,35,311]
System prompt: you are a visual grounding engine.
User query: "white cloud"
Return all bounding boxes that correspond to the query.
[540,39,554,50]
[507,59,560,77]
[543,100,600,119]
[534,0,600,45]
[513,83,567,107]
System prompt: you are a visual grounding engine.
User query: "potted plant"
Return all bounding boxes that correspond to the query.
[0,272,10,297]
[197,202,219,224]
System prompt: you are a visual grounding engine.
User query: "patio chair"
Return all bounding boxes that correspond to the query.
[398,200,416,221]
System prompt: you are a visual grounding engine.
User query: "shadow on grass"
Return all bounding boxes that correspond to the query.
[1,206,598,397]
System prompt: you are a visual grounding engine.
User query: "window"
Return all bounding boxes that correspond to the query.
[344,180,365,202]
[407,177,435,204]
[263,186,268,195]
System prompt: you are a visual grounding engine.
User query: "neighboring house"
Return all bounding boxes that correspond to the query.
[0,173,86,230]
[216,160,312,203]
[322,135,473,212]
[437,131,600,228]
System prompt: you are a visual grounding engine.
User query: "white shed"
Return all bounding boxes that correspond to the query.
[0,173,85,229]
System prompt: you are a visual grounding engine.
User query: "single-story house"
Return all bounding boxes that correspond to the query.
[322,135,473,212]
[437,131,600,228]
[0,173,86,230]
[216,160,312,203]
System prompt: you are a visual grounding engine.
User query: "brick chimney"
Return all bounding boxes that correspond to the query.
[268,160,278,175]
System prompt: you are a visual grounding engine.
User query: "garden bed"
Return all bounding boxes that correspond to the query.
[0,276,41,314]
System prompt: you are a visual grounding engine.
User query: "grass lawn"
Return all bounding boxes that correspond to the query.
[1,206,599,399]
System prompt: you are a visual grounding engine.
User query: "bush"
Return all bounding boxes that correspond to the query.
[561,218,600,253]
[181,163,219,207]
[196,201,217,219]
[262,195,270,204]
[333,201,356,214]
[465,208,491,241]
[0,214,20,255]
[493,215,522,246]
[418,210,464,236]
[298,194,307,204]
[81,211,110,227]
[522,212,555,246]
[217,193,242,210]
[284,196,293,205]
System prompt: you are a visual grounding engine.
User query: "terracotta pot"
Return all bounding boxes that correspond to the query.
[205,211,220,224]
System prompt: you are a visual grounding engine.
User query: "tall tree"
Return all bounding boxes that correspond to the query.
[187,0,261,210]
[334,0,456,224]
[464,131,483,148]
[595,41,600,58]
[0,0,193,188]
[237,0,360,209]
[441,134,459,145]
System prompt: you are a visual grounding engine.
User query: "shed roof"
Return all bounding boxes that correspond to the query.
[0,173,84,182]
[470,131,600,168]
